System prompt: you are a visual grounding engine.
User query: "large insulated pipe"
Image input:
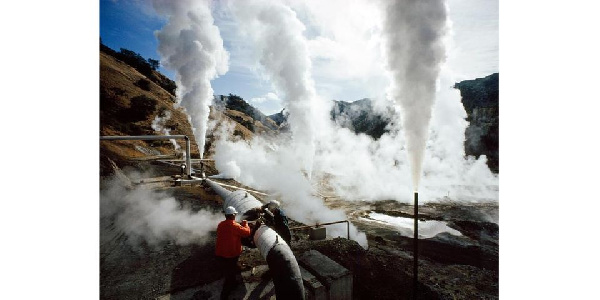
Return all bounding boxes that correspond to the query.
[100,135,192,177]
[206,179,305,300]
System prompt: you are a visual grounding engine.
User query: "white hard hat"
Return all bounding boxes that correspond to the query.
[224,206,238,215]
[268,200,280,208]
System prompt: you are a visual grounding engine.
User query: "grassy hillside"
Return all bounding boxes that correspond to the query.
[100,48,200,170]
[100,45,264,176]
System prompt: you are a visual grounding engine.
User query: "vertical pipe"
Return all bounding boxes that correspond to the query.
[413,191,418,299]
[346,221,350,240]
[185,136,191,178]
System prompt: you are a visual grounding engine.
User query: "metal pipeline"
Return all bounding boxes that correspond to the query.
[206,179,305,300]
[100,135,192,177]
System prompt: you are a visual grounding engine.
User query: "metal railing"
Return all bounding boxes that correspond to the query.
[100,135,192,177]
[289,220,350,240]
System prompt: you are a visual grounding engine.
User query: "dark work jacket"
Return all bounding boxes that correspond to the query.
[265,208,292,244]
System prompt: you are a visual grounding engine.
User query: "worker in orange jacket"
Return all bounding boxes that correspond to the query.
[215,206,251,300]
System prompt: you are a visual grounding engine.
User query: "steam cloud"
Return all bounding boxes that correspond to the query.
[212,124,368,247]
[212,0,368,247]
[153,0,229,159]
[100,173,221,246]
[382,0,448,190]
[151,110,181,152]
[212,0,497,207]
[229,0,330,177]
[206,0,499,251]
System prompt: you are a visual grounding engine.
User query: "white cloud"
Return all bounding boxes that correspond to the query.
[250,92,283,115]
[250,97,267,104]
[289,0,390,101]
[445,0,499,81]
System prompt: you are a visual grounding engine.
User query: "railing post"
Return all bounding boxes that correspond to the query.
[184,136,191,177]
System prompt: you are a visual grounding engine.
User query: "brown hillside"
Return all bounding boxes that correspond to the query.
[100,49,261,176]
[100,52,200,145]
[224,109,277,136]
[203,108,255,158]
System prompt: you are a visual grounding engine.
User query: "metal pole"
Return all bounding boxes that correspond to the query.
[184,136,191,177]
[347,220,350,240]
[100,135,192,178]
[414,191,418,299]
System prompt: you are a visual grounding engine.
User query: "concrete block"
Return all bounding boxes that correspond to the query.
[309,226,327,240]
[298,250,353,300]
[299,265,327,300]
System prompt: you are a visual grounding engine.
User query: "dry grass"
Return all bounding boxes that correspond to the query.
[100,52,200,162]
[100,50,265,175]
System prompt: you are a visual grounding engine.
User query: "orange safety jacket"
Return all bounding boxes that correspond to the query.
[215,219,251,258]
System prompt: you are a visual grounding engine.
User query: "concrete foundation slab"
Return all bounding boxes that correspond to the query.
[299,265,327,300]
[309,227,326,240]
[298,250,353,300]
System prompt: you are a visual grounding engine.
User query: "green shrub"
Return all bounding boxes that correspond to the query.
[135,78,151,91]
[129,95,157,121]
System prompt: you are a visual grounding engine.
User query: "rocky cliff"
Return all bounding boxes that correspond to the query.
[326,74,499,173]
[330,98,390,139]
[454,73,499,173]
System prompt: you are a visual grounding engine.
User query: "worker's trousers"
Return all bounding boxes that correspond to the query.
[217,255,240,300]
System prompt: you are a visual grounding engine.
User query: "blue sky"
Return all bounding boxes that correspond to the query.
[100,0,174,78]
[100,0,282,112]
[100,0,499,115]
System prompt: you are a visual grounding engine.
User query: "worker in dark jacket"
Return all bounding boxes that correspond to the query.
[215,206,251,300]
[262,200,292,245]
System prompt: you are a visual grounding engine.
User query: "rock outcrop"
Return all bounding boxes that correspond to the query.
[454,73,499,173]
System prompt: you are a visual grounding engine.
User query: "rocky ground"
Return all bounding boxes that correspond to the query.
[100,160,498,300]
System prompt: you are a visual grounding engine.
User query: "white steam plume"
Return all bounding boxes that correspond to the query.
[222,0,367,244]
[151,110,181,152]
[153,0,229,159]
[382,0,448,190]
[228,0,328,176]
[100,174,222,246]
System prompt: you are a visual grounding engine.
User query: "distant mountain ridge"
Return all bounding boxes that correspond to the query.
[330,98,390,139]
[214,94,280,132]
[268,109,287,126]
[267,99,390,138]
